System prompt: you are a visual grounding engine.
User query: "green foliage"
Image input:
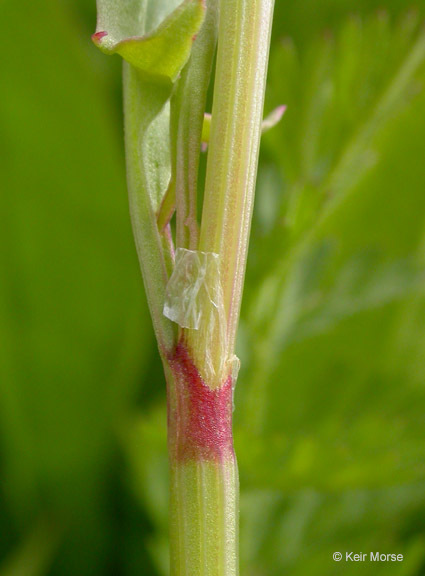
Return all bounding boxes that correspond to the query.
[93,0,205,82]
[2,1,425,576]
[237,11,425,575]
[93,0,205,351]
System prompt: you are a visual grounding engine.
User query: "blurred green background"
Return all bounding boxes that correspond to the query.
[2,0,425,574]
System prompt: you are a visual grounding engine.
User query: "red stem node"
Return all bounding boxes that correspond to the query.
[167,341,234,463]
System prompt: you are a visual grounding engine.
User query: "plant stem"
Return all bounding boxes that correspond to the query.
[94,1,275,573]
[167,1,275,574]
[165,342,238,576]
[169,460,238,576]
[171,0,219,251]
[198,0,275,357]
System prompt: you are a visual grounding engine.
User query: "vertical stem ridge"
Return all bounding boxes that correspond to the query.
[170,459,239,576]
[172,0,219,250]
[199,0,275,356]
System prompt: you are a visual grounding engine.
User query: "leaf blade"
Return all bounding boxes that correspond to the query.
[93,0,206,81]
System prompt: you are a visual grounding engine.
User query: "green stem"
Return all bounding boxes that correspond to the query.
[166,2,275,573]
[199,0,275,357]
[170,459,239,576]
[171,0,219,250]
[165,343,238,576]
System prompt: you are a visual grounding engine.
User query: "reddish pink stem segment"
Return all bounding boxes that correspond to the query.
[168,342,234,462]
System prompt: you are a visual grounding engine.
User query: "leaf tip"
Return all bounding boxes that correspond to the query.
[91,30,108,46]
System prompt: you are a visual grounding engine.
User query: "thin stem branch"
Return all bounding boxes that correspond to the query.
[172,0,219,250]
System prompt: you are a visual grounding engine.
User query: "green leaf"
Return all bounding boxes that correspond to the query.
[123,66,176,349]
[93,0,206,81]
[93,0,206,350]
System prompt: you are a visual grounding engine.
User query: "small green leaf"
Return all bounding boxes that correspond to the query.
[93,0,206,81]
